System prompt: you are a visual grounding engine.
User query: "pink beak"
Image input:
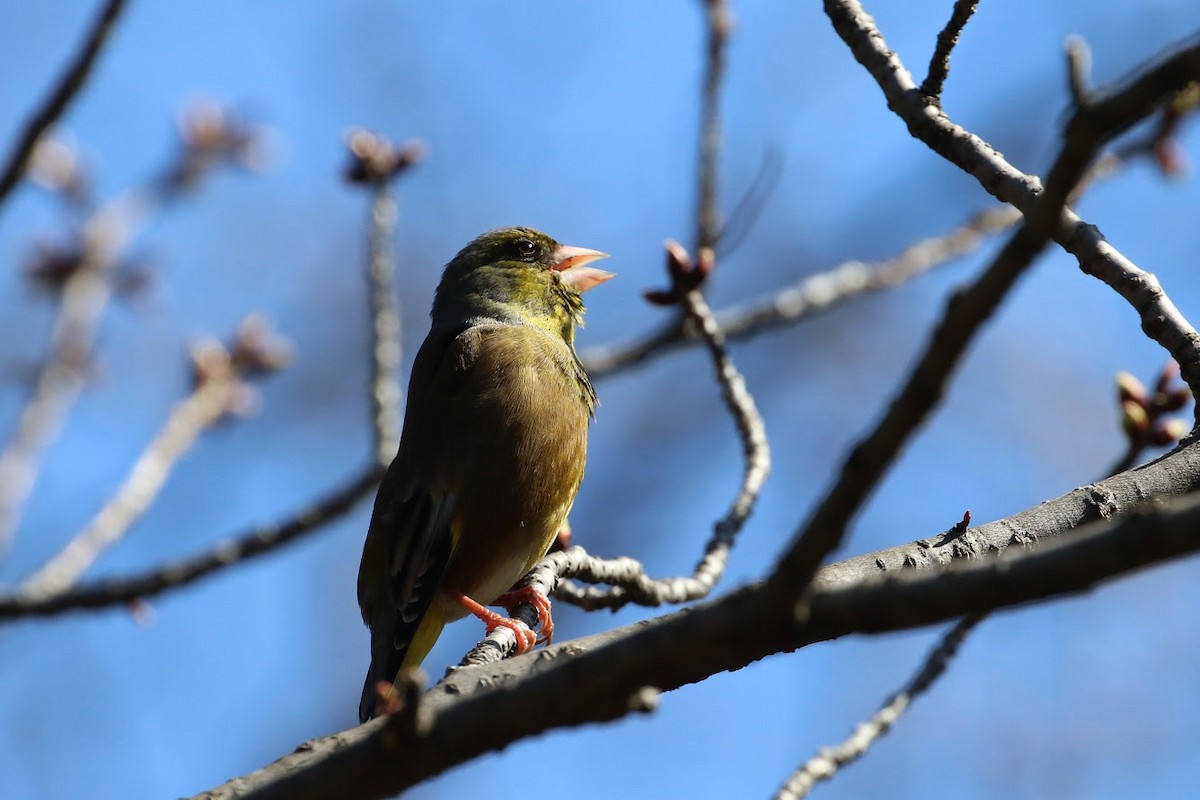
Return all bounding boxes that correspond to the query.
[549,244,614,293]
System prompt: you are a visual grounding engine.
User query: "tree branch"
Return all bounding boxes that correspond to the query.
[919,0,981,101]
[774,613,983,799]
[0,0,130,211]
[0,466,378,620]
[344,128,421,466]
[822,0,1200,404]
[16,318,290,598]
[0,106,259,559]
[364,187,402,465]
[695,0,732,254]
[580,204,1020,379]
[772,154,1081,596]
[188,461,1200,800]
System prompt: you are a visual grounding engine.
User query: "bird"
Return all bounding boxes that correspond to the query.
[357,226,613,722]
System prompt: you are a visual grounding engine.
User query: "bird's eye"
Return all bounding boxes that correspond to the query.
[513,238,538,261]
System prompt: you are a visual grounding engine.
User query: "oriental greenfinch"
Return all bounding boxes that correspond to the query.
[357,226,612,721]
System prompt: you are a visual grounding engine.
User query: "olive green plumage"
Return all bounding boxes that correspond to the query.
[357,227,612,722]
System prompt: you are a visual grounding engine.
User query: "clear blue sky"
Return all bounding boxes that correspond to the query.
[2,2,1199,798]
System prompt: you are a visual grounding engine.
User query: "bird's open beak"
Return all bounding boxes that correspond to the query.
[549,244,614,293]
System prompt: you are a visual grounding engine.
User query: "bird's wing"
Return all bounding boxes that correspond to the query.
[357,325,465,721]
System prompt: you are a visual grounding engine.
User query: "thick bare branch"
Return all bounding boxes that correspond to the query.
[814,436,1200,590]
[189,460,1200,800]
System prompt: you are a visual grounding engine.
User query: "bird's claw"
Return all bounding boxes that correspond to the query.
[496,586,554,645]
[488,616,538,654]
[454,591,541,655]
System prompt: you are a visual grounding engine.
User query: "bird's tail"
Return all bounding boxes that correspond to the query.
[359,609,447,722]
[359,600,404,722]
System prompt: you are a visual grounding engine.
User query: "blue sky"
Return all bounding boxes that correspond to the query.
[2,2,1200,799]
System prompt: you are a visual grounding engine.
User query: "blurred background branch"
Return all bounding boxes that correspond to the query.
[0,0,129,210]
[17,316,290,599]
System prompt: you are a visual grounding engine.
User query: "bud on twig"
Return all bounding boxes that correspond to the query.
[1120,399,1149,436]
[344,128,423,185]
[164,101,265,192]
[643,239,715,306]
[229,314,292,378]
[189,315,292,420]
[1152,418,1190,447]
[1114,371,1147,406]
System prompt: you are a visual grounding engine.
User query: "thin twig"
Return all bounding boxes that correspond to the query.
[714,143,783,258]
[920,0,981,101]
[533,281,770,614]
[582,152,1119,382]
[0,187,152,558]
[18,372,239,598]
[0,466,379,620]
[775,614,983,800]
[0,0,130,211]
[1066,36,1093,105]
[366,185,402,465]
[17,319,290,598]
[345,129,419,464]
[581,204,1020,378]
[696,0,732,254]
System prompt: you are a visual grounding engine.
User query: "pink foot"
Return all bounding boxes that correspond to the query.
[495,586,554,645]
[452,592,538,654]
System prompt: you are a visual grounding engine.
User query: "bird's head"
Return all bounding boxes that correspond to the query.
[431,227,613,344]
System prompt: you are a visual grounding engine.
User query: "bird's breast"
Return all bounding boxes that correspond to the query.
[436,324,591,608]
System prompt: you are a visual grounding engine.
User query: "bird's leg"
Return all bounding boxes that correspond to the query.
[451,591,538,655]
[494,586,554,645]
